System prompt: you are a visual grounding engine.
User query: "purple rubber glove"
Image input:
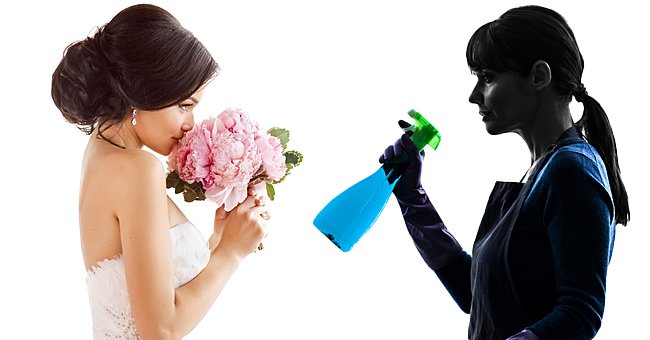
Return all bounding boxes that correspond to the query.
[507,329,539,340]
[379,121,463,270]
[379,120,426,202]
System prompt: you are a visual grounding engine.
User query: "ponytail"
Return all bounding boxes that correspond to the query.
[575,91,630,226]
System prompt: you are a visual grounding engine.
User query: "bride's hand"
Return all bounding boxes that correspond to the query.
[215,188,270,258]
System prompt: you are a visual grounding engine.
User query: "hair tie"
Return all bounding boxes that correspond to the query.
[574,84,588,103]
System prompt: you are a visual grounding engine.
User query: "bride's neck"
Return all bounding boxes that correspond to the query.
[94,120,143,150]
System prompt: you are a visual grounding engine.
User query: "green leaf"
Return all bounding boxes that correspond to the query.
[268,127,290,151]
[284,150,303,166]
[266,183,276,200]
[166,170,207,202]
[192,182,206,200]
[183,190,196,202]
[189,182,206,201]
[166,171,181,189]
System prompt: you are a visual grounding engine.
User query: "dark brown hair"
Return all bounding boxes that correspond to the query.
[466,5,629,225]
[52,4,219,143]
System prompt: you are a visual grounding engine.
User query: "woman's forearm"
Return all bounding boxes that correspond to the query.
[208,230,221,253]
[166,246,244,338]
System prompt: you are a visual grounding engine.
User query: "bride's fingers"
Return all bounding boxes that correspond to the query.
[243,204,269,230]
[255,195,268,207]
[247,200,270,220]
[215,206,228,220]
[237,195,259,210]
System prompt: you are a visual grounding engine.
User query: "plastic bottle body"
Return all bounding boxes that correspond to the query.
[313,167,396,251]
[312,110,439,251]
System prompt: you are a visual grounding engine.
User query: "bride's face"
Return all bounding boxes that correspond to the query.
[134,87,206,155]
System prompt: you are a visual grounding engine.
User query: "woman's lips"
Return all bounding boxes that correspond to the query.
[480,111,492,121]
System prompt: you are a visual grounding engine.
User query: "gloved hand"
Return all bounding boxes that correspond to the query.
[378,120,425,203]
[506,329,539,340]
[379,120,463,270]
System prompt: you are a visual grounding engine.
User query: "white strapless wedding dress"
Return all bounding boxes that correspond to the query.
[86,222,210,339]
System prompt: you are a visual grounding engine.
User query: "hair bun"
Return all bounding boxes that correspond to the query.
[51,28,129,134]
[52,4,219,136]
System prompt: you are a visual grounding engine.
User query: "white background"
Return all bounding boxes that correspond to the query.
[1,0,648,338]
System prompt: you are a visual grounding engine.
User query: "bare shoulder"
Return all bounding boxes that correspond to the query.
[100,149,165,184]
[80,147,168,269]
[114,151,167,204]
[83,147,167,213]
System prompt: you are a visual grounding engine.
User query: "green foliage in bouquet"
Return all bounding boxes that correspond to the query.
[166,171,206,202]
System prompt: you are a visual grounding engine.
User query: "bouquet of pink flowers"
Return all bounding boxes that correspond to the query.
[166,108,302,211]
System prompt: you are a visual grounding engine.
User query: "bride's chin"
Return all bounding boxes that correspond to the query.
[148,143,173,156]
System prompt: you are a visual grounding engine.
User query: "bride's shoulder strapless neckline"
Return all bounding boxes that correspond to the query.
[86,221,210,339]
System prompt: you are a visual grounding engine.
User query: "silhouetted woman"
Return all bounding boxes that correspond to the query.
[381,5,629,340]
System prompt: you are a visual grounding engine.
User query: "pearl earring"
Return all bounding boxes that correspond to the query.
[131,109,137,126]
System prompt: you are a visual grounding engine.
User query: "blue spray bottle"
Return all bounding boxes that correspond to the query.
[313,110,441,251]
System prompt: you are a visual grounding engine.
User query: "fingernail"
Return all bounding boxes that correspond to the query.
[256,196,267,206]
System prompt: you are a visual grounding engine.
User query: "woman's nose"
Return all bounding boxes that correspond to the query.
[469,82,483,105]
[181,112,195,131]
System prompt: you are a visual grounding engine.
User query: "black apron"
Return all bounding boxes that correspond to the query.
[468,127,583,340]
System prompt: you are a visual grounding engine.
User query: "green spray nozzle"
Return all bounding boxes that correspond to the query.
[405,109,441,151]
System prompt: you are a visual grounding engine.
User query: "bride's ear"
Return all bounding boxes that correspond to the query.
[528,60,552,91]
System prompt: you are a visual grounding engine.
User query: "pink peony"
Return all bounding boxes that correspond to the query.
[168,119,216,186]
[255,134,286,181]
[204,127,262,211]
[168,125,208,184]
[167,107,300,210]
[216,108,259,135]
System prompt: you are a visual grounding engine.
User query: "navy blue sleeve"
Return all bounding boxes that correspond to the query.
[434,251,472,314]
[527,150,615,340]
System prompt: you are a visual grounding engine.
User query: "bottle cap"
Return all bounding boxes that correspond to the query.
[407,109,441,151]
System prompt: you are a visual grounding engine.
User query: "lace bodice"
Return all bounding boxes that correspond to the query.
[86,222,210,339]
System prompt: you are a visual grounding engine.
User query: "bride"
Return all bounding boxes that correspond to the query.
[52,4,270,339]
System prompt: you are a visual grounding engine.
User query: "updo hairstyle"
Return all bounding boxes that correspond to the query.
[52,4,219,137]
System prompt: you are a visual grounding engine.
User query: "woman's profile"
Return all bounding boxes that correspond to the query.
[52,4,270,339]
[381,5,629,340]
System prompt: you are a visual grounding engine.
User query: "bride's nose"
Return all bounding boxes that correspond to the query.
[181,112,195,132]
